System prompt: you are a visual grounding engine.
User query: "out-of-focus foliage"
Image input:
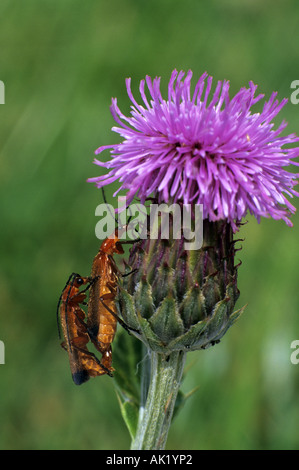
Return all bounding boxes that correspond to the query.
[0,0,298,450]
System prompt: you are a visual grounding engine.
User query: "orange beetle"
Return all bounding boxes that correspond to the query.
[87,228,139,374]
[57,273,113,385]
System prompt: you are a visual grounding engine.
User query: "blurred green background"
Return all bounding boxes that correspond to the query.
[1,0,299,450]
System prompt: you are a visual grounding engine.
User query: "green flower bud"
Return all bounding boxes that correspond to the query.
[118,219,246,354]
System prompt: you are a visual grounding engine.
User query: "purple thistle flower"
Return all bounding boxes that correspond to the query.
[88,69,299,230]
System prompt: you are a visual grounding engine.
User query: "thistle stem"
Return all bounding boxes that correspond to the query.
[131,350,186,450]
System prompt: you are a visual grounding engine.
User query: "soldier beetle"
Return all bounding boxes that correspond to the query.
[57,190,141,383]
[57,272,113,385]
[87,227,140,374]
[87,191,141,371]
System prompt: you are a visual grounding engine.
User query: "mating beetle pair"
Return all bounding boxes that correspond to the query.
[57,229,138,385]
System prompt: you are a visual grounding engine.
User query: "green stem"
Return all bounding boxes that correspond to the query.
[131,350,186,450]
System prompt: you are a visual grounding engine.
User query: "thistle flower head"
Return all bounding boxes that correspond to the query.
[89,69,299,230]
